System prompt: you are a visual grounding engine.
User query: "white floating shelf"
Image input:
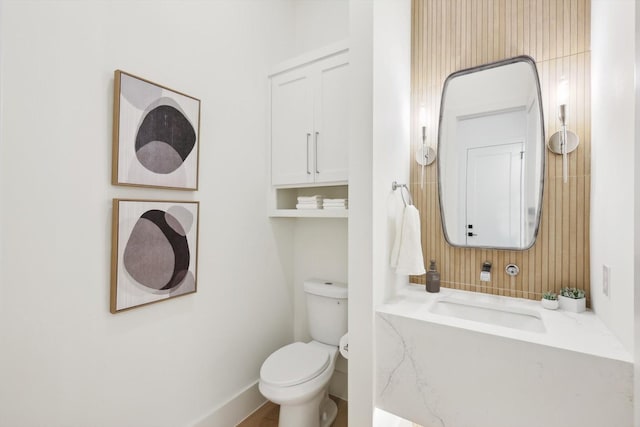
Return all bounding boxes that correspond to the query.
[268,184,348,218]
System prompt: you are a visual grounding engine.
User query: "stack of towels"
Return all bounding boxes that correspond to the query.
[323,198,348,210]
[296,195,323,210]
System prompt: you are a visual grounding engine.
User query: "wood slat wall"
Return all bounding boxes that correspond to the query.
[411,0,591,304]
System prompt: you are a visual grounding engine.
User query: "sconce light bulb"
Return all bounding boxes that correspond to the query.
[557,77,569,106]
[419,105,428,128]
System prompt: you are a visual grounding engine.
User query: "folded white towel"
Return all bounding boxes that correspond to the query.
[323,198,347,203]
[297,195,323,202]
[297,201,323,205]
[324,206,348,210]
[296,204,323,209]
[393,205,426,275]
[323,202,348,207]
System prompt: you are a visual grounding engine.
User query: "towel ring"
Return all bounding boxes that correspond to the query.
[391,181,414,206]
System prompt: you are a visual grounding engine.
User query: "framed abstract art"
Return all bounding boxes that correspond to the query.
[112,70,201,190]
[111,199,199,313]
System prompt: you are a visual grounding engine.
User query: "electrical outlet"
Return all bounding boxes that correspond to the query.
[603,264,611,297]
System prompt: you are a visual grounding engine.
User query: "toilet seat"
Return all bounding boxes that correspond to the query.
[260,342,330,387]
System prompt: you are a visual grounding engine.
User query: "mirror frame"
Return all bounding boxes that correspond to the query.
[436,55,546,251]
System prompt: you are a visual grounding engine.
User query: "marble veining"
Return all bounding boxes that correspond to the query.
[375,286,633,427]
[378,314,445,427]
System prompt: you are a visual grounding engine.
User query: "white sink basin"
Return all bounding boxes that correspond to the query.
[429,296,545,333]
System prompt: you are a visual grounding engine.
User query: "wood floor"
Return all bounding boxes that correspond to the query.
[237,395,347,427]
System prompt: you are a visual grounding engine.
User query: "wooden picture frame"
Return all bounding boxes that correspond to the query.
[110,199,199,313]
[112,70,201,190]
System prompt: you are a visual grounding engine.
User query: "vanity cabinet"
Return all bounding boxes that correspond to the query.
[270,47,349,187]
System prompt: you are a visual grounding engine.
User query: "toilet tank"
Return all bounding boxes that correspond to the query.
[304,279,348,346]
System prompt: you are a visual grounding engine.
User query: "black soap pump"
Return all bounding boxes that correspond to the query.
[426,259,440,293]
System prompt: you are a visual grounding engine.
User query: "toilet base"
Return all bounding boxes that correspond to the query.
[320,396,337,427]
[277,391,337,427]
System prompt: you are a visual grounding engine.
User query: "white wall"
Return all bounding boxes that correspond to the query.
[0,2,298,426]
[293,0,349,55]
[591,0,635,354]
[348,0,375,424]
[0,0,3,296]
[634,1,640,424]
[372,0,411,307]
[348,0,411,425]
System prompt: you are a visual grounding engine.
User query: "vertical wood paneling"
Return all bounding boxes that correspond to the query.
[411,0,591,304]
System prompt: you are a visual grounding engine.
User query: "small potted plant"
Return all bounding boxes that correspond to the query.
[559,287,586,313]
[541,291,559,310]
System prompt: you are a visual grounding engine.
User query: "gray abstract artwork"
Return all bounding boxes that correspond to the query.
[114,71,200,189]
[112,200,198,313]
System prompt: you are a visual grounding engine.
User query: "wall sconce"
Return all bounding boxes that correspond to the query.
[415,105,436,189]
[548,77,579,183]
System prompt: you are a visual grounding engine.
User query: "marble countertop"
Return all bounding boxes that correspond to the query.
[377,285,632,363]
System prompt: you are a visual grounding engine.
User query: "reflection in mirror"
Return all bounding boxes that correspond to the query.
[437,56,545,250]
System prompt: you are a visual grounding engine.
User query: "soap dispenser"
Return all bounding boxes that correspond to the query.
[425,260,440,293]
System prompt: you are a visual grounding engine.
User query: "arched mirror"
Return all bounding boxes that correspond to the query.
[437,56,545,250]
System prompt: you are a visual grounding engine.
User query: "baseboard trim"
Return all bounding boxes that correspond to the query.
[190,381,266,427]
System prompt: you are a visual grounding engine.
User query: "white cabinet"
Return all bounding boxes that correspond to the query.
[271,66,315,185]
[270,47,349,187]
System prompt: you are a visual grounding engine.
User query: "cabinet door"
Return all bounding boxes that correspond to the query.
[271,68,314,186]
[313,53,349,183]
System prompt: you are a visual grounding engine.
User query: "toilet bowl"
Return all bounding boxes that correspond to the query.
[259,341,338,427]
[258,279,347,427]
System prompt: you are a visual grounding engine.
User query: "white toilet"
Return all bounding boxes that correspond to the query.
[259,279,348,427]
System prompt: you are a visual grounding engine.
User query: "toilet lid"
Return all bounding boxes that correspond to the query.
[260,342,330,387]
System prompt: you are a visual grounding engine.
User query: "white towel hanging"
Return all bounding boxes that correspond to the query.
[394,205,426,276]
[390,204,405,268]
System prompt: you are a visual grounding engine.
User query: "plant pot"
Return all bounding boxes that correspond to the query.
[541,298,559,310]
[559,295,586,313]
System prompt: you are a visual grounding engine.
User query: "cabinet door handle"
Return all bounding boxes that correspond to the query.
[306,133,311,175]
[315,131,320,174]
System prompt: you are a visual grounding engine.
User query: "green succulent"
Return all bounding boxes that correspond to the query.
[560,287,585,299]
[542,291,558,301]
